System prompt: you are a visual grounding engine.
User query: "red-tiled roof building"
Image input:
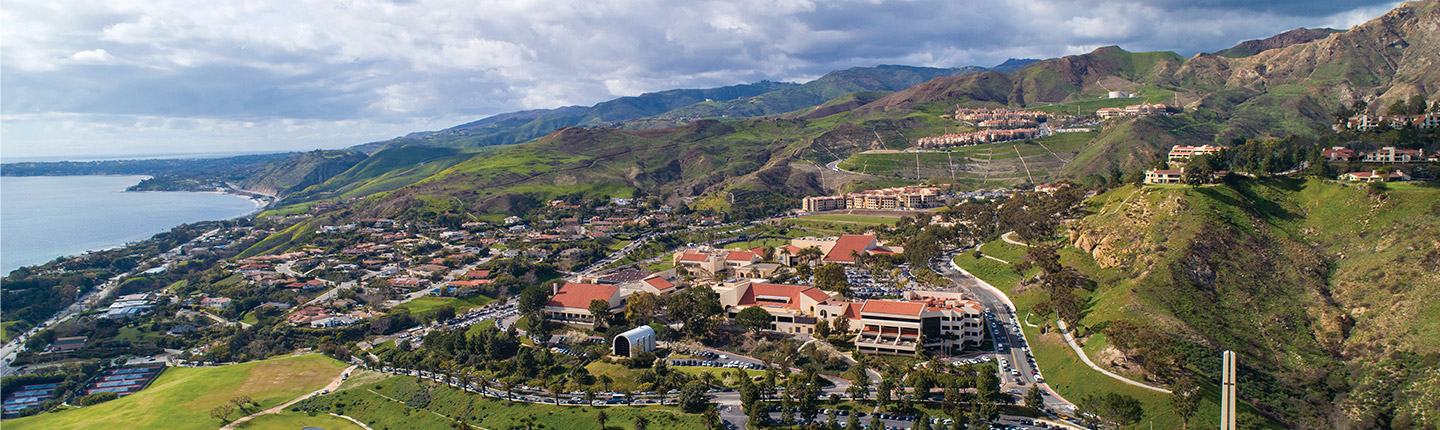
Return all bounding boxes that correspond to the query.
[544,283,623,328]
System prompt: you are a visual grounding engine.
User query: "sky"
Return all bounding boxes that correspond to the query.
[0,0,1403,159]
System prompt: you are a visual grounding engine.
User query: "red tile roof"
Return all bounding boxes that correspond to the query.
[642,276,675,291]
[860,300,928,316]
[465,270,491,279]
[547,283,619,310]
[738,283,831,310]
[725,251,757,262]
[780,245,802,255]
[823,235,875,263]
[678,252,708,262]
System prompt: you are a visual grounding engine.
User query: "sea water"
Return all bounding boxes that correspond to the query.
[1,175,260,276]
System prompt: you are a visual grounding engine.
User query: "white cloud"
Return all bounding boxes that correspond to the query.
[68,49,116,64]
[0,0,1406,157]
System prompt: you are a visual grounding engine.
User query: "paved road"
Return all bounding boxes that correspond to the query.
[2,228,224,376]
[933,250,1076,415]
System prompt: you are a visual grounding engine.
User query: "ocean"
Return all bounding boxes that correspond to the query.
[1,175,261,276]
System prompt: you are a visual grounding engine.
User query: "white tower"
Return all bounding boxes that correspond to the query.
[1220,350,1237,430]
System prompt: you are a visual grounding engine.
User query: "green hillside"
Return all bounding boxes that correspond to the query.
[236,150,368,195]
[655,65,990,119]
[6,354,347,430]
[963,178,1440,428]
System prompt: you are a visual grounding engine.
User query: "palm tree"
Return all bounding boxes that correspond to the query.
[633,416,649,430]
[549,381,565,405]
[599,374,614,393]
[597,409,609,430]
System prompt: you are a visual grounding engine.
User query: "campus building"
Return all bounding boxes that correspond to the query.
[852,291,985,356]
[613,326,657,357]
[715,281,840,335]
[544,282,624,329]
[785,234,901,265]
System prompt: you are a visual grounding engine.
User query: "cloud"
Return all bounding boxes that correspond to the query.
[0,0,1404,157]
[68,49,115,64]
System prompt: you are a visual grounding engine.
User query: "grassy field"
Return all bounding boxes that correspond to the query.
[801,214,903,225]
[392,295,495,317]
[301,375,706,430]
[7,354,348,430]
[240,411,366,430]
[724,238,792,250]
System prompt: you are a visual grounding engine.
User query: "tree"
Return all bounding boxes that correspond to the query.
[633,416,649,430]
[625,292,659,325]
[1368,180,1389,196]
[735,306,774,333]
[704,408,722,430]
[230,394,254,413]
[589,299,613,329]
[597,409,609,430]
[814,319,831,339]
[1080,393,1145,426]
[669,286,723,337]
[814,263,850,296]
[209,404,236,423]
[1025,386,1044,414]
[846,412,863,430]
[677,381,711,413]
[876,377,895,410]
[832,316,850,335]
[518,285,552,314]
[599,374,614,393]
[1171,377,1201,430]
[915,413,932,430]
[434,305,456,323]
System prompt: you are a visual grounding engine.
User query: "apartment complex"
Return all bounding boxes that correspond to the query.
[1167,145,1224,163]
[801,186,944,212]
[785,234,900,265]
[917,128,1038,148]
[1335,113,1440,132]
[1097,102,1169,119]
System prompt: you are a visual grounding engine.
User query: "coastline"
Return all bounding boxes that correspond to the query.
[1,175,265,276]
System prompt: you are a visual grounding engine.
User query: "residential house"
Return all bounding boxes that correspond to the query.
[1144,169,1184,184]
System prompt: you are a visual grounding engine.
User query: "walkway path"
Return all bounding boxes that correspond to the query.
[330,413,376,430]
[1001,231,1032,248]
[1013,146,1035,184]
[220,364,358,429]
[1054,320,1170,394]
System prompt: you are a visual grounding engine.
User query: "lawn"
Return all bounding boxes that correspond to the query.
[239,411,365,430]
[801,214,904,226]
[6,354,348,430]
[724,238,792,250]
[299,375,707,430]
[393,295,495,316]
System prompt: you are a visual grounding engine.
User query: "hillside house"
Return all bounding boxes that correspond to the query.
[1144,169,1184,184]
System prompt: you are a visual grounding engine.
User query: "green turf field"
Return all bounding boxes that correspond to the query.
[6,354,348,430]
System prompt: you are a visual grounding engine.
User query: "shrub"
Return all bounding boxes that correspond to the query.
[78,392,119,406]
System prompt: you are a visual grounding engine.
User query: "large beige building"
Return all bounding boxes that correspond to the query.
[852,291,985,356]
[801,186,943,212]
[716,280,842,335]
